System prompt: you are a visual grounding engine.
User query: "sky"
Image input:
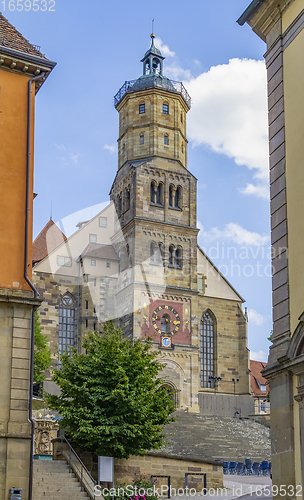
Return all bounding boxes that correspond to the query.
[5,0,272,361]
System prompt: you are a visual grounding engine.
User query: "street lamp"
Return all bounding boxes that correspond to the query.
[232,378,239,396]
[209,375,222,393]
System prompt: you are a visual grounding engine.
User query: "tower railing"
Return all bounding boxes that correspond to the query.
[114,78,191,109]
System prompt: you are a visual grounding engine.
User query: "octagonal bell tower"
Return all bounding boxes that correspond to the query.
[114,34,191,170]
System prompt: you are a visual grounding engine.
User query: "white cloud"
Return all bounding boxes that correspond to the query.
[248,309,265,326]
[71,153,80,165]
[55,143,66,151]
[104,144,117,154]
[250,350,267,362]
[165,64,192,81]
[184,58,269,194]
[154,37,175,57]
[198,221,269,246]
[239,183,269,199]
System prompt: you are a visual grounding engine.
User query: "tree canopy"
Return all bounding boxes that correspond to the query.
[34,311,52,385]
[45,321,175,458]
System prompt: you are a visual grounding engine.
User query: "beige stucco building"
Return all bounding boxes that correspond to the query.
[238,0,304,495]
[33,35,252,417]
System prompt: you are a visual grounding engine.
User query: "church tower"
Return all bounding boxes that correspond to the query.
[110,34,200,409]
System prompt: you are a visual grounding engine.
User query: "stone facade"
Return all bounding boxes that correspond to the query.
[0,289,40,499]
[114,453,223,492]
[33,36,251,413]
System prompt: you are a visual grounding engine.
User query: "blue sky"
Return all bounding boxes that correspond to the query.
[5,0,272,360]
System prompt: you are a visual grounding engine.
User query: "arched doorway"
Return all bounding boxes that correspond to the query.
[162,382,178,408]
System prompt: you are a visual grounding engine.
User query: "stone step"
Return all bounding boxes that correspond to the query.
[33,477,79,487]
[160,412,271,463]
[33,458,90,499]
[33,495,88,500]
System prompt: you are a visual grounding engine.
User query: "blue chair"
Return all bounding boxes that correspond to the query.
[252,462,260,475]
[260,461,269,476]
[223,462,229,474]
[237,462,244,475]
[244,459,252,475]
[229,462,237,475]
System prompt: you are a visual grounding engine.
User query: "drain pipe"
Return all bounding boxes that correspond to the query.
[26,72,45,500]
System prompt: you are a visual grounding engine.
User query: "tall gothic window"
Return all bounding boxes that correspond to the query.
[59,293,76,366]
[200,311,215,388]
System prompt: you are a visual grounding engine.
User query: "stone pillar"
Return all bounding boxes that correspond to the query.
[294,372,304,491]
[0,288,40,500]
[267,370,296,495]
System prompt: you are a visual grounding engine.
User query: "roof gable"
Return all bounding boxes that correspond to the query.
[32,219,67,265]
[197,245,244,302]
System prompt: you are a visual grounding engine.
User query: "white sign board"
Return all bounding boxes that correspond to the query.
[98,456,114,483]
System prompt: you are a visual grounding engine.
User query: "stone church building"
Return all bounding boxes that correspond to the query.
[33,35,252,416]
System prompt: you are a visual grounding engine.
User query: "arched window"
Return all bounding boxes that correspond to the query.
[161,313,171,334]
[59,293,76,366]
[150,242,156,263]
[200,311,215,388]
[159,243,165,265]
[169,185,173,207]
[176,246,183,268]
[125,186,131,211]
[169,245,174,266]
[175,186,182,209]
[151,181,156,204]
[140,134,144,145]
[117,195,122,217]
[156,183,164,205]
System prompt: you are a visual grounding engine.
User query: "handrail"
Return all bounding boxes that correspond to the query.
[55,436,97,500]
[114,78,191,109]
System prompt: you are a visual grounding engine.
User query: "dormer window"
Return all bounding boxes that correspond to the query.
[139,103,145,114]
[163,104,169,114]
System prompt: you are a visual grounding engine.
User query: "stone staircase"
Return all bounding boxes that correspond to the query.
[158,412,271,463]
[33,459,89,499]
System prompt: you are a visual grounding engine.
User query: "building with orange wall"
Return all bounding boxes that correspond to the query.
[0,14,55,500]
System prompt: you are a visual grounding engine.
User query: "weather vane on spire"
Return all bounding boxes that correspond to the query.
[151,19,155,38]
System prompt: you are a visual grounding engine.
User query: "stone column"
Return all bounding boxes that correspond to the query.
[0,288,41,500]
[295,372,304,490]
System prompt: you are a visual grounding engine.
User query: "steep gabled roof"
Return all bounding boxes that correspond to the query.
[197,245,245,302]
[32,219,67,265]
[0,12,46,58]
[250,359,269,396]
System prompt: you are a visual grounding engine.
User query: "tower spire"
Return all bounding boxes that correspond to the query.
[151,19,155,40]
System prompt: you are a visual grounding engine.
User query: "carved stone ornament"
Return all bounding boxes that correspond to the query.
[34,419,53,455]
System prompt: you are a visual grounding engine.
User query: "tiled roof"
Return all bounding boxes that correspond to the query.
[81,243,119,262]
[32,219,67,265]
[250,359,269,397]
[0,12,46,58]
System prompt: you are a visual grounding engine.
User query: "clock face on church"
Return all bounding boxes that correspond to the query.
[151,305,181,335]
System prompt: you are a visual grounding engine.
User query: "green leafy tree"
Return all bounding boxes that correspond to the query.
[34,311,52,384]
[45,321,175,458]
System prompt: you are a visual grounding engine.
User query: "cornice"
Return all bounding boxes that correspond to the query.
[0,45,56,93]
[244,0,295,42]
